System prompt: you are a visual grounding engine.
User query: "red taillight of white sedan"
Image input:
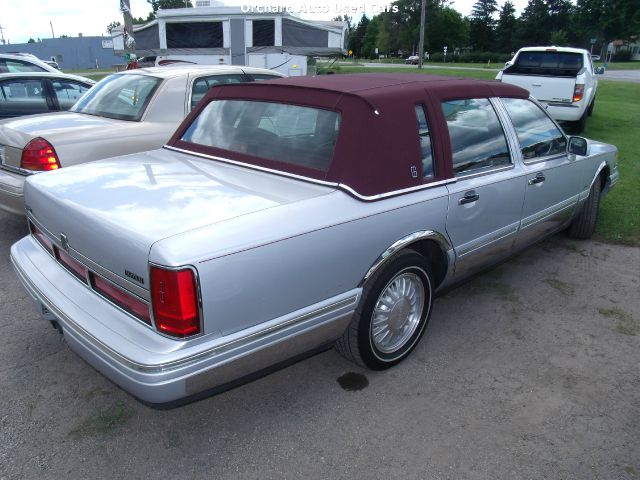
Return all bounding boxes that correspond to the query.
[21,137,60,171]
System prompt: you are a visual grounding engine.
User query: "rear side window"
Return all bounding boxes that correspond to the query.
[182,100,340,171]
[501,98,567,160]
[441,98,511,175]
[0,59,47,73]
[191,74,246,109]
[505,51,583,76]
[51,80,91,109]
[414,105,434,179]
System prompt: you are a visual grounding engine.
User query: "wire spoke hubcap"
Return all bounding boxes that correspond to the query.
[371,272,425,354]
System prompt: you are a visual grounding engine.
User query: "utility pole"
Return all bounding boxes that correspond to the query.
[418,0,426,69]
[50,21,55,38]
[120,0,135,60]
[0,25,5,45]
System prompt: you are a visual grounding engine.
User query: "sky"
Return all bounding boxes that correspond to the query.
[1,0,531,45]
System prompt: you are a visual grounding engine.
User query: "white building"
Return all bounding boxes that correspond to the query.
[111,4,348,75]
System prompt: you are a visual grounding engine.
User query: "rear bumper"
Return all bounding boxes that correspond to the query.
[0,167,26,215]
[11,236,358,405]
[543,102,586,122]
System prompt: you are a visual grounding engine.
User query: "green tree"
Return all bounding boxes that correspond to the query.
[550,29,569,45]
[107,21,122,33]
[349,14,370,56]
[427,7,469,53]
[148,0,193,13]
[469,0,498,51]
[27,38,35,43]
[495,1,517,52]
[518,0,551,45]
[362,15,381,58]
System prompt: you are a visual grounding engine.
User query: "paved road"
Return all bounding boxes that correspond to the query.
[0,208,639,479]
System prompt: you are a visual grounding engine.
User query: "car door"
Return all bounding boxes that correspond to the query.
[441,98,526,280]
[499,98,585,249]
[0,77,54,119]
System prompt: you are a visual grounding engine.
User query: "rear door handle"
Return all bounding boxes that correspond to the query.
[458,191,480,205]
[528,173,546,185]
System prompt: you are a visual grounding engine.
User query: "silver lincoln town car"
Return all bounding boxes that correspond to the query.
[10,74,619,406]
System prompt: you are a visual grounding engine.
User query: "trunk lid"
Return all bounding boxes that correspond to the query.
[500,74,576,103]
[24,147,334,290]
[0,112,127,168]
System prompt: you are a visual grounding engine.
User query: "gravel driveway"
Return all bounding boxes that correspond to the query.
[1,209,638,480]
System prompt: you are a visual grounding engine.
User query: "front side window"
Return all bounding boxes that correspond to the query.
[51,80,91,109]
[0,79,49,116]
[71,74,161,121]
[182,100,340,171]
[414,105,434,179]
[190,74,246,109]
[501,98,567,160]
[441,98,511,175]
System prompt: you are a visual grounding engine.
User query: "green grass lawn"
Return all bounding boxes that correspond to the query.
[336,66,639,245]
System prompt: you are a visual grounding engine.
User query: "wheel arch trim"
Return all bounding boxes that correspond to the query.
[361,230,453,287]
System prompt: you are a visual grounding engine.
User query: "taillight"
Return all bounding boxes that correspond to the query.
[573,84,584,103]
[29,222,53,254]
[91,273,151,324]
[21,137,60,171]
[150,266,200,338]
[55,247,88,284]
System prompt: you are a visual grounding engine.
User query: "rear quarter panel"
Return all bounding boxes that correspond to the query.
[149,187,450,338]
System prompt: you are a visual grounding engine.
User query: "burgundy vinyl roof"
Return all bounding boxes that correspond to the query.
[169,74,529,199]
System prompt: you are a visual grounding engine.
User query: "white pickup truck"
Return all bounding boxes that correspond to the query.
[496,46,604,132]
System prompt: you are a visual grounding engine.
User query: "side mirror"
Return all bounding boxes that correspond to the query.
[595,67,605,75]
[568,136,588,156]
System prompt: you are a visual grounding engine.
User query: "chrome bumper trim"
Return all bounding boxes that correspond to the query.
[12,250,356,374]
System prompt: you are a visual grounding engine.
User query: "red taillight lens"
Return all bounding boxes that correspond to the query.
[54,246,88,283]
[29,222,54,254]
[21,137,60,171]
[573,84,584,103]
[91,273,151,324]
[150,266,200,338]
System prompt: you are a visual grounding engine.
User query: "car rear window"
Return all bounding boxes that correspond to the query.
[71,74,161,121]
[181,100,340,171]
[505,51,584,77]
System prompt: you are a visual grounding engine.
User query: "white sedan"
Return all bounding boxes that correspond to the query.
[0,65,284,215]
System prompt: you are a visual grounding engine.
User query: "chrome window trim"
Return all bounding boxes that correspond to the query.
[443,97,514,178]
[496,97,570,166]
[163,145,457,201]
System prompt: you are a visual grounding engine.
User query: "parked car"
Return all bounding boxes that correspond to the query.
[0,65,284,215]
[405,55,420,65]
[0,72,94,119]
[10,74,619,405]
[496,46,604,133]
[0,53,61,73]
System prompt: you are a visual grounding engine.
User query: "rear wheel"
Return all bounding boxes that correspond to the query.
[572,110,588,134]
[335,250,434,370]
[568,177,602,239]
[587,97,595,117]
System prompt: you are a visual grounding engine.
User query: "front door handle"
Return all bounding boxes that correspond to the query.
[458,191,480,205]
[528,173,546,185]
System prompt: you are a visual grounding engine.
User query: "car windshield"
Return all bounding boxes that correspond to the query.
[70,74,161,121]
[181,100,341,172]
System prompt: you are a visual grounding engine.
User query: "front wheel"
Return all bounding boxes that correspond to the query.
[335,250,434,370]
[568,178,602,239]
